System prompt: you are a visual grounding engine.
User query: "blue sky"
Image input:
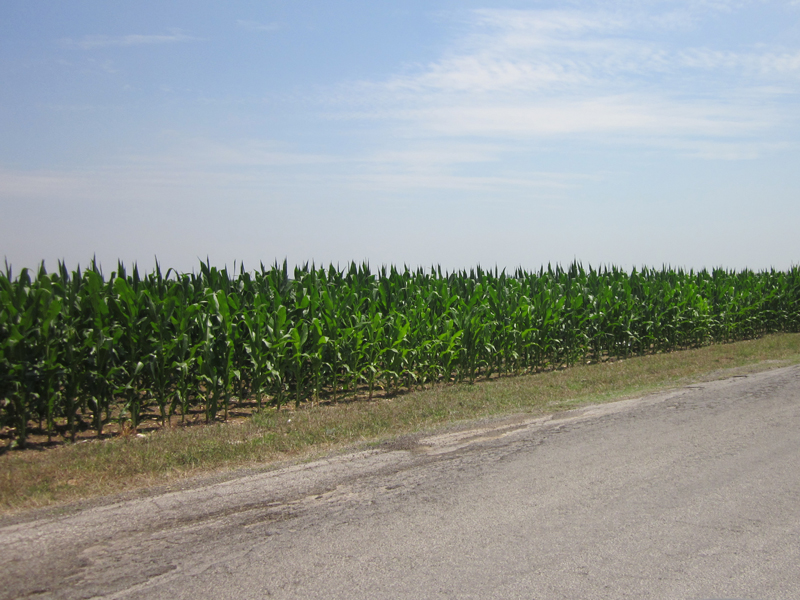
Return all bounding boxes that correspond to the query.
[2,0,799,273]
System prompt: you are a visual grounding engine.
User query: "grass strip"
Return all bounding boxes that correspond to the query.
[2,333,799,515]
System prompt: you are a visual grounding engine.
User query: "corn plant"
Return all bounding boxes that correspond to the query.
[2,259,799,446]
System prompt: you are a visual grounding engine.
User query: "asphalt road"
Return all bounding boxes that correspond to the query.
[2,365,799,600]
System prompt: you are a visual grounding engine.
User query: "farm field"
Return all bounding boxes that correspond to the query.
[1,258,800,513]
[0,333,798,514]
[2,261,799,450]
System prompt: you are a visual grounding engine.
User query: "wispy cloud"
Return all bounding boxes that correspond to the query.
[0,133,585,208]
[237,20,281,32]
[392,96,771,139]
[62,30,199,50]
[388,8,800,93]
[678,47,800,74]
[341,5,800,160]
[0,137,342,203]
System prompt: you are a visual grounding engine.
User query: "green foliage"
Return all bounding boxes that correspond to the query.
[2,259,799,447]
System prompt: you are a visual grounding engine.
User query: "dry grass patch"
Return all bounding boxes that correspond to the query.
[2,333,799,515]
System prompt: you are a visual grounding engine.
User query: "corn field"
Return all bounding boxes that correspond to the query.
[2,260,799,448]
